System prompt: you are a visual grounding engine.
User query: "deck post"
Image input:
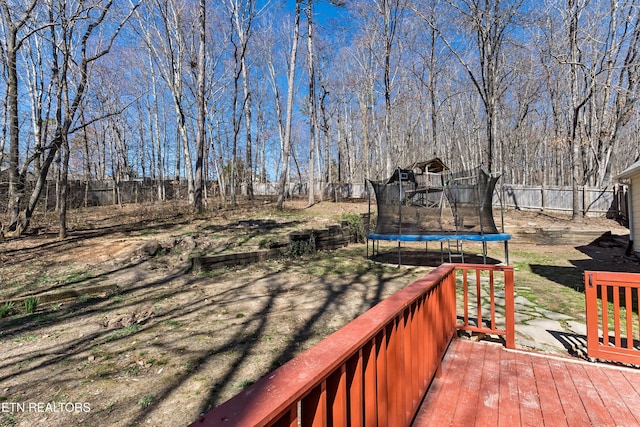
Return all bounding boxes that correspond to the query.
[504,267,515,349]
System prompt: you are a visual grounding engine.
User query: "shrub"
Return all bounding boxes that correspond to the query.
[137,394,154,409]
[288,232,315,256]
[342,213,366,243]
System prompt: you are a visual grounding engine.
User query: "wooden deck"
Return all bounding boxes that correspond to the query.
[414,339,640,427]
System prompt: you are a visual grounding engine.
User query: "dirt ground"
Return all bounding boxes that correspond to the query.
[0,200,638,427]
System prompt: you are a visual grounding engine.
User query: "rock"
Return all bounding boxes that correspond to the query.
[100,306,155,329]
[161,238,178,250]
[138,240,162,257]
[178,236,197,251]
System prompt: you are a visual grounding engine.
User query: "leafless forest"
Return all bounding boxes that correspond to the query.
[2,0,640,236]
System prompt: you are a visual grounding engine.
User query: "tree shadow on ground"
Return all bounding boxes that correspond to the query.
[0,244,418,427]
[530,233,640,291]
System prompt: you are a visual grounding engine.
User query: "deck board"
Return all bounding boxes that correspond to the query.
[451,340,486,426]
[531,359,567,427]
[546,358,591,427]
[497,348,519,427]
[515,351,543,426]
[413,339,640,427]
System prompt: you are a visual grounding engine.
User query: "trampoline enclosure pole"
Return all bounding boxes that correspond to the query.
[398,167,402,266]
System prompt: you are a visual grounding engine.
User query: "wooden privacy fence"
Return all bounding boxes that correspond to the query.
[189,263,515,427]
[585,271,640,366]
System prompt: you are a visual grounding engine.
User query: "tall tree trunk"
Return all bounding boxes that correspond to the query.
[277,0,301,209]
[306,0,316,206]
[242,51,253,200]
[382,0,395,177]
[194,0,206,212]
[59,138,69,238]
[569,0,583,220]
[0,0,40,231]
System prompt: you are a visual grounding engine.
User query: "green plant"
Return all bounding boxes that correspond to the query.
[0,414,17,427]
[23,297,39,314]
[258,237,275,249]
[0,301,15,318]
[239,379,255,389]
[147,357,168,367]
[104,324,140,342]
[95,366,113,378]
[124,365,141,376]
[288,233,316,257]
[341,213,366,243]
[11,334,37,343]
[138,394,154,409]
[166,320,182,329]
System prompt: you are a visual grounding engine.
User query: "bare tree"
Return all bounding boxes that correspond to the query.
[306,0,317,206]
[0,0,40,232]
[194,0,206,212]
[433,0,523,172]
[225,0,255,205]
[374,0,404,177]
[277,0,302,209]
[133,0,195,204]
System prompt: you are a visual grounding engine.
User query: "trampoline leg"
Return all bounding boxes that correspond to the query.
[504,240,510,265]
[482,241,487,264]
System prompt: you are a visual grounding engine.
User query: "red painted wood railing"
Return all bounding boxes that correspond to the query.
[189,263,516,427]
[455,264,516,349]
[585,271,640,365]
[189,264,458,427]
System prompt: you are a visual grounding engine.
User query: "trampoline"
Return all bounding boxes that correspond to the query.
[366,162,511,265]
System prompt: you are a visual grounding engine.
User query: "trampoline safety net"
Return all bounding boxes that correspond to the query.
[369,166,501,236]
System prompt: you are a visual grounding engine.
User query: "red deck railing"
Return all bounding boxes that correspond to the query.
[189,263,515,427]
[585,270,640,366]
[455,264,515,349]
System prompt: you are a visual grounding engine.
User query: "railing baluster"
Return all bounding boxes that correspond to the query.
[363,339,377,426]
[386,321,398,427]
[301,382,326,427]
[636,288,640,349]
[376,329,388,427]
[602,284,609,346]
[463,268,469,328]
[613,285,621,348]
[271,405,297,427]
[490,270,496,330]
[346,350,364,426]
[475,268,482,329]
[327,365,347,425]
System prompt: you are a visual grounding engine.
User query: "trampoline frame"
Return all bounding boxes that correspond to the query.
[366,232,511,265]
[366,166,511,266]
